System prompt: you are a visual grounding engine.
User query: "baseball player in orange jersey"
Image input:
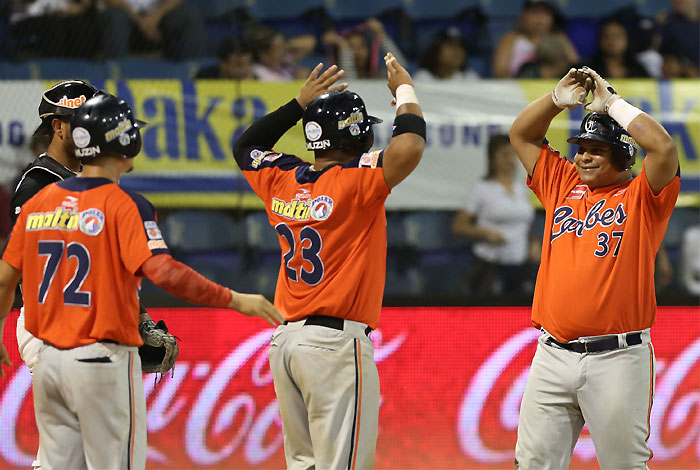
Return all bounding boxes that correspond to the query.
[509,67,680,469]
[11,79,169,469]
[233,54,425,469]
[0,93,282,470]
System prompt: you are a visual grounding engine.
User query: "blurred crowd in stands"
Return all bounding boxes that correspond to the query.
[1,0,697,79]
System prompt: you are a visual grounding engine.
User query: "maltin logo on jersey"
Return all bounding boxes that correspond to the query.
[79,209,105,236]
[310,196,334,221]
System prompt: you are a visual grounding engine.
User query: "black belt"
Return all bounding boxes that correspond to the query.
[545,332,642,354]
[285,315,372,336]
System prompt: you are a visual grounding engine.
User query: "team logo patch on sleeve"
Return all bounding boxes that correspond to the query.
[79,209,105,236]
[251,150,282,168]
[359,151,380,168]
[148,240,168,250]
[144,221,163,240]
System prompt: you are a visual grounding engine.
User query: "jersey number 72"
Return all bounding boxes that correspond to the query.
[38,240,92,307]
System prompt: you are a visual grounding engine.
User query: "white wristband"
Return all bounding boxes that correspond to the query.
[396,84,419,108]
[608,98,643,130]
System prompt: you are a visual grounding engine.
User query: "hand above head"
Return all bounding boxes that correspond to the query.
[295,64,348,109]
[581,66,620,114]
[552,68,592,110]
[229,290,285,327]
[385,53,413,105]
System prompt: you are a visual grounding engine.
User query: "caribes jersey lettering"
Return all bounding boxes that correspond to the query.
[528,143,680,342]
[236,146,389,329]
[550,199,627,242]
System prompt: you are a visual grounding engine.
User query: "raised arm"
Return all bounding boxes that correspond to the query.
[381,53,426,189]
[583,66,679,194]
[509,68,591,176]
[232,64,347,165]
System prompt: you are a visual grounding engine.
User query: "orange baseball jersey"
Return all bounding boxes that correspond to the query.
[238,146,390,329]
[2,177,170,348]
[528,143,680,342]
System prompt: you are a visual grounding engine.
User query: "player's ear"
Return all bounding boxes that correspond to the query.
[52,117,65,139]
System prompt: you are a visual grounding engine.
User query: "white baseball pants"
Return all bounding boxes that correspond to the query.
[32,341,146,470]
[269,318,380,470]
[515,329,655,470]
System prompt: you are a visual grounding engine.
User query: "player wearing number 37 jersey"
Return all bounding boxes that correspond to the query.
[233,56,425,469]
[510,67,680,469]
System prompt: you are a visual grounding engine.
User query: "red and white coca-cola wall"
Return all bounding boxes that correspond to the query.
[1,307,698,469]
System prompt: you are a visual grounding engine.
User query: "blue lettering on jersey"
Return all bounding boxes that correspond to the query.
[551,199,627,242]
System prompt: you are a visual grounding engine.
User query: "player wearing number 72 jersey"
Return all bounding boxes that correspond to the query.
[509,67,680,469]
[0,93,281,469]
[233,56,425,469]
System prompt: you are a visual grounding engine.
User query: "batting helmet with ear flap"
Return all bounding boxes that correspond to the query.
[70,93,146,160]
[567,112,637,171]
[302,90,382,155]
[34,80,100,136]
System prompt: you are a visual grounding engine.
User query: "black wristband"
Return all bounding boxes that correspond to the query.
[392,113,426,141]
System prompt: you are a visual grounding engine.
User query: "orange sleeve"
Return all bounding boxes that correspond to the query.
[1,205,28,271]
[140,254,232,308]
[351,150,391,208]
[637,160,681,221]
[114,190,170,274]
[527,142,578,209]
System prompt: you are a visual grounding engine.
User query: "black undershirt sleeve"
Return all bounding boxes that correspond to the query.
[10,171,60,226]
[232,98,304,165]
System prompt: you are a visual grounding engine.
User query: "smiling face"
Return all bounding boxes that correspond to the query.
[574,140,630,189]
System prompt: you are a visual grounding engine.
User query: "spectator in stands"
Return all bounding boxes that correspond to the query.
[492,0,578,78]
[516,33,575,78]
[10,0,98,58]
[680,225,700,296]
[586,19,649,78]
[655,244,673,295]
[250,27,316,81]
[661,51,699,78]
[451,134,538,296]
[658,0,699,77]
[414,27,480,81]
[195,37,254,80]
[99,0,205,60]
[322,18,406,79]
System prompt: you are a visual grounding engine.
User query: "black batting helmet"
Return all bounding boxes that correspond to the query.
[302,90,382,155]
[34,80,100,136]
[567,112,637,171]
[70,93,146,160]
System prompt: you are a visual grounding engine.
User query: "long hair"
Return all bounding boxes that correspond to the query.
[485,134,512,179]
[418,29,467,76]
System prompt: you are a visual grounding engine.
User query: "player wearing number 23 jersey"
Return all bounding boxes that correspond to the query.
[234,60,425,469]
[238,145,388,329]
